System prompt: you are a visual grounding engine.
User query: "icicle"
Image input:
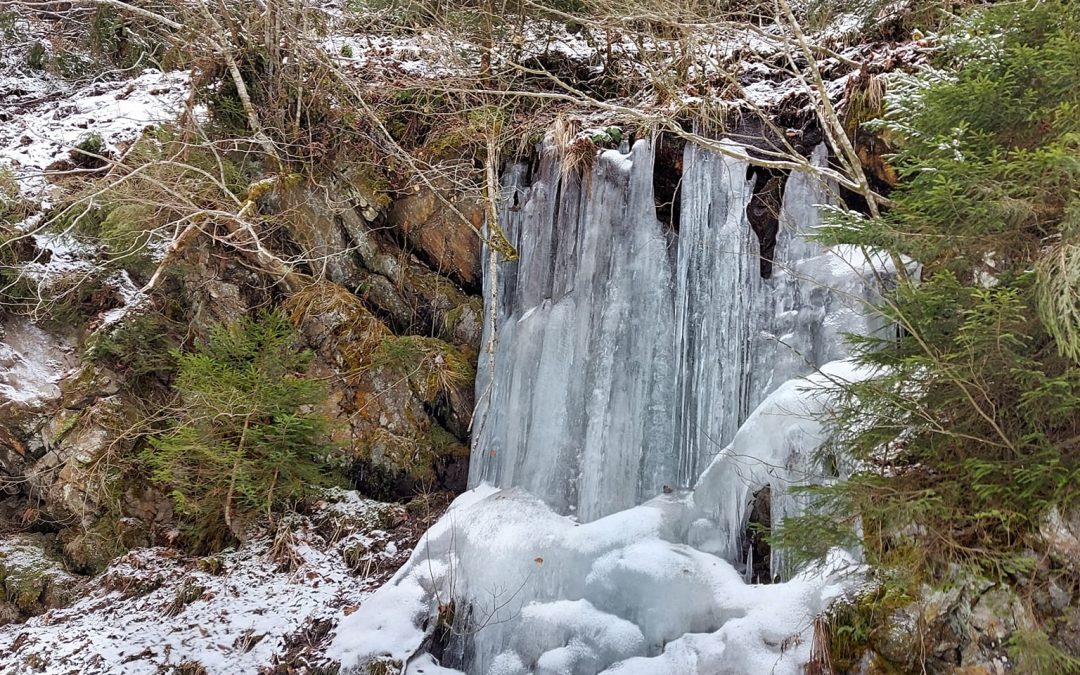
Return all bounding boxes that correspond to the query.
[471,139,890,537]
[470,137,677,522]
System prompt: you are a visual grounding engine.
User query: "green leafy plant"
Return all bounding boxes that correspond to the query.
[142,311,338,551]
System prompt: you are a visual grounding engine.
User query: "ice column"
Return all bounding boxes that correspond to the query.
[671,142,758,485]
[470,138,677,522]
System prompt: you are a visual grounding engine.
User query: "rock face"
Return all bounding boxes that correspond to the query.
[0,320,135,572]
[266,176,484,349]
[0,319,79,479]
[257,175,483,498]
[845,581,1035,674]
[289,281,475,499]
[387,188,484,290]
[0,162,484,578]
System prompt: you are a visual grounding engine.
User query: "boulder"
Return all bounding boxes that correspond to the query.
[288,282,474,498]
[387,188,483,290]
[0,534,83,624]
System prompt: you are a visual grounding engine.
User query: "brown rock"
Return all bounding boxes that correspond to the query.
[288,282,473,497]
[388,189,483,290]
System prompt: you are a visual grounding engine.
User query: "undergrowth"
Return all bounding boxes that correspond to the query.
[776,1,1080,669]
[141,312,340,552]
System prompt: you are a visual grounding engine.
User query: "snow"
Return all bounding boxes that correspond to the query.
[0,317,78,409]
[20,228,99,282]
[325,32,479,77]
[0,69,189,199]
[0,492,411,674]
[690,360,873,576]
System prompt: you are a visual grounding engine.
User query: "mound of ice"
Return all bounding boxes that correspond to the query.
[331,362,868,675]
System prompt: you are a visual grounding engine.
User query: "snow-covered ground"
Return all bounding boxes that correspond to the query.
[0,67,189,200]
[0,492,415,674]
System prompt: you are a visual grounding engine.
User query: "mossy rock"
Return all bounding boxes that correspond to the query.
[369,335,474,404]
[314,490,405,540]
[0,534,83,617]
[26,41,46,70]
[60,517,134,575]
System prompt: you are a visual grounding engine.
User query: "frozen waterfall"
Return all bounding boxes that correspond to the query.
[331,134,891,674]
[331,363,872,675]
[469,139,677,522]
[471,137,885,520]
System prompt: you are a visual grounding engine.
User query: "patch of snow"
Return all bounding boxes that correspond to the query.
[97,270,146,328]
[0,69,189,198]
[0,492,412,674]
[18,227,101,284]
[0,318,78,409]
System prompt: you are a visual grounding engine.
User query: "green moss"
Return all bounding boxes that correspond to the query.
[0,537,77,612]
[62,519,129,575]
[826,584,915,672]
[52,50,96,80]
[52,409,84,444]
[443,297,482,335]
[429,423,466,458]
[0,11,19,42]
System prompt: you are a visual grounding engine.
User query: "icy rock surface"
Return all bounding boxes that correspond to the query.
[0,317,78,409]
[331,362,866,675]
[472,137,886,521]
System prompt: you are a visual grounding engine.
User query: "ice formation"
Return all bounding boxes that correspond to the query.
[471,137,886,521]
[470,140,676,522]
[332,362,868,674]
[334,136,886,674]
